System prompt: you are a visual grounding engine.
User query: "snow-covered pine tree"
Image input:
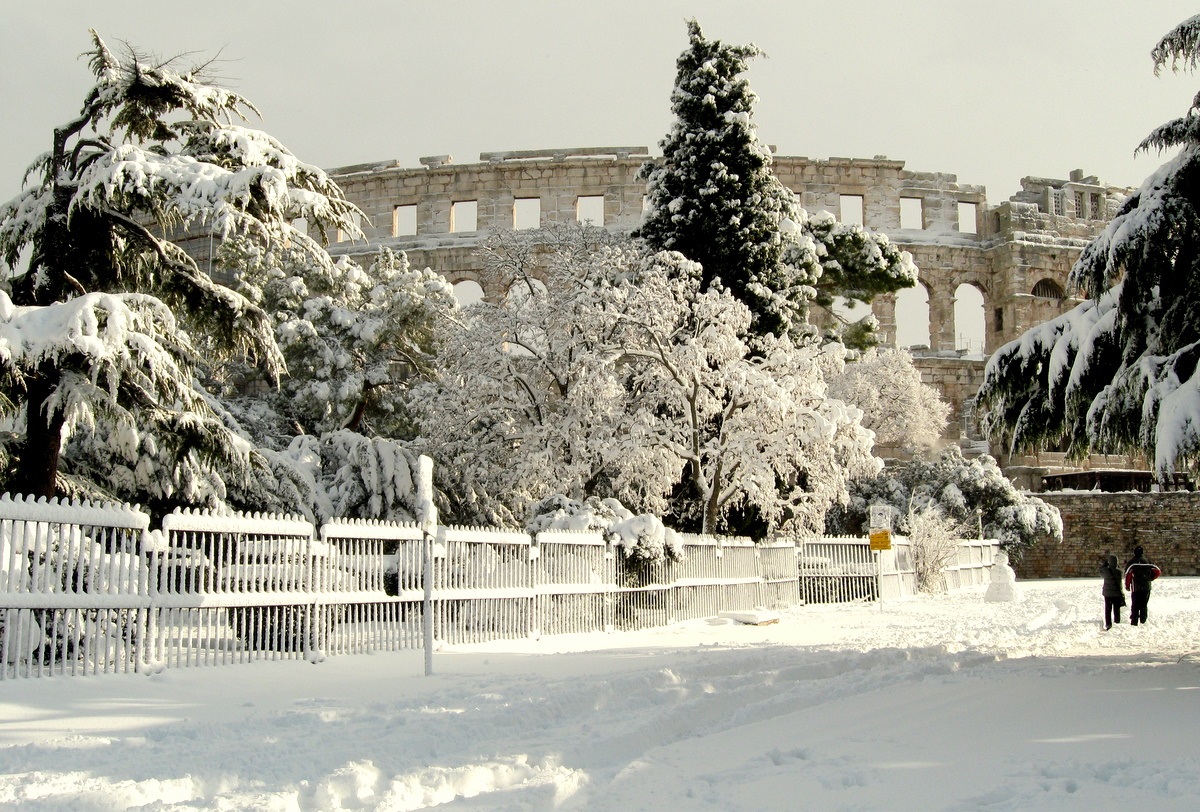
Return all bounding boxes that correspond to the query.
[978,14,1200,478]
[635,20,916,343]
[0,32,360,499]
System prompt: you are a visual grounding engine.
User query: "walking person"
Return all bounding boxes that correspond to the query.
[1100,554,1125,630]
[1124,545,1161,627]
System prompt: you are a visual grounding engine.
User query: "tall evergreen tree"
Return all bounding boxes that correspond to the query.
[0,32,360,498]
[978,14,1200,478]
[636,20,915,342]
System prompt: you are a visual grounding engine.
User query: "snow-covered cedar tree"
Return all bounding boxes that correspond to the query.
[238,430,423,523]
[634,20,916,344]
[527,494,684,573]
[978,15,1200,480]
[0,32,361,501]
[225,244,456,438]
[825,347,950,453]
[825,446,1062,554]
[187,242,455,522]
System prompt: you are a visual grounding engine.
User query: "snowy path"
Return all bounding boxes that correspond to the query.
[1,579,1199,810]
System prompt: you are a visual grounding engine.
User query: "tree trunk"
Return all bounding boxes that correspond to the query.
[699,457,723,536]
[17,364,65,499]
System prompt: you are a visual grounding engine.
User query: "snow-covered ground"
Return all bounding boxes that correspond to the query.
[2,578,1199,811]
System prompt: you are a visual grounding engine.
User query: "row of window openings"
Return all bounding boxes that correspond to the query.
[408,196,607,237]
[844,195,978,234]
[334,194,979,242]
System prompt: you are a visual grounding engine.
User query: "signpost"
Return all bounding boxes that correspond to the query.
[868,506,892,609]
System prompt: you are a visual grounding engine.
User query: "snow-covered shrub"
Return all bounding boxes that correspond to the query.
[906,506,966,594]
[527,494,682,584]
[828,446,1061,555]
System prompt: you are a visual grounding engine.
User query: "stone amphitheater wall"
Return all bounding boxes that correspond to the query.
[324,147,1129,444]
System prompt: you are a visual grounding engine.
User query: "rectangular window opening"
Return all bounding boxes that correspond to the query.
[994,307,1004,332]
[576,195,605,225]
[958,201,978,234]
[899,197,923,230]
[450,200,478,234]
[839,194,864,226]
[513,198,541,230]
[393,204,417,237]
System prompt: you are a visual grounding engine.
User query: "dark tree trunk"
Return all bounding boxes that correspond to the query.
[17,363,65,499]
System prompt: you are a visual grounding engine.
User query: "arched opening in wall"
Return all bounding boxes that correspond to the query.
[954,283,986,356]
[830,297,873,339]
[894,284,931,349]
[1031,278,1066,299]
[453,279,485,308]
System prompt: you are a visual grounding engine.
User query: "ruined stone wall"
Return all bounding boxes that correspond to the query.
[909,355,987,436]
[323,147,1133,450]
[328,148,1118,360]
[1013,492,1200,579]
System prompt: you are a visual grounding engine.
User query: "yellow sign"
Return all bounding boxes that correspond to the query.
[869,529,892,551]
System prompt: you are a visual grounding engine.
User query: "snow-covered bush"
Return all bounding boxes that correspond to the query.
[905,506,966,594]
[527,494,683,585]
[827,446,1062,554]
[416,227,879,537]
[826,347,950,453]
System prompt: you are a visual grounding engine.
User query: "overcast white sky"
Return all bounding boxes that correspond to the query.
[3,1,1199,202]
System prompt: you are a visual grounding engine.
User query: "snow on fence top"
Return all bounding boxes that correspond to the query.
[535,530,606,546]
[439,526,532,545]
[0,493,149,530]
[320,518,422,541]
[677,533,756,548]
[161,508,314,537]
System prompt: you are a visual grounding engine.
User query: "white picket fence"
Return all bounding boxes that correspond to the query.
[797,535,1000,603]
[0,495,799,679]
[0,494,1000,680]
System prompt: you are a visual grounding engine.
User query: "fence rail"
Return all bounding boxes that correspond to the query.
[1,497,807,679]
[1,494,1001,680]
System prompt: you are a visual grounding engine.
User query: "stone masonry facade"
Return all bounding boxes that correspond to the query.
[1014,492,1200,579]
[314,147,1130,454]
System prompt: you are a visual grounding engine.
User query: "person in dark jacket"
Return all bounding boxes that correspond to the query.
[1099,554,1125,629]
[1124,545,1162,626]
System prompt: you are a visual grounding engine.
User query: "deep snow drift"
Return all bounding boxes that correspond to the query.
[2,578,1199,811]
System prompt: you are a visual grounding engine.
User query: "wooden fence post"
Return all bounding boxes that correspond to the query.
[416,455,437,676]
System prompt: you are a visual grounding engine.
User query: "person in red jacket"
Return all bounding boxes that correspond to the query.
[1124,545,1162,626]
